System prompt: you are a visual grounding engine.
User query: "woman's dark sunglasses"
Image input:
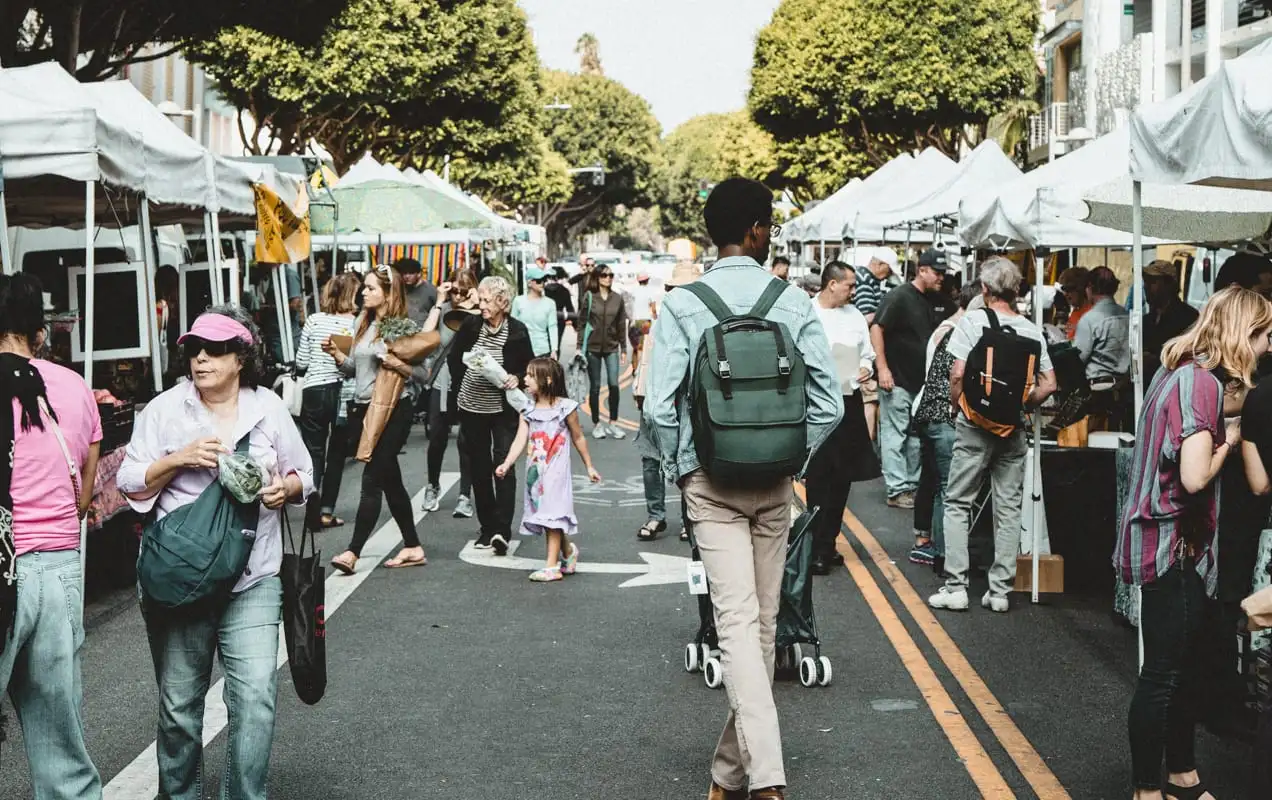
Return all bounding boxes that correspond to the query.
[183,337,240,360]
[598,271,614,279]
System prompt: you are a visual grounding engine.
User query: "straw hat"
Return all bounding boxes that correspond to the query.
[665,262,701,287]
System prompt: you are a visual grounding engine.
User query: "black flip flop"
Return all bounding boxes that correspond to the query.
[679,527,690,542]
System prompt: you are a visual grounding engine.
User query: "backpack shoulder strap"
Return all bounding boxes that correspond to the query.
[682,282,734,323]
[982,308,1001,332]
[749,278,789,319]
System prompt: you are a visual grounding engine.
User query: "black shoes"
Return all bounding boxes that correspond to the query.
[491,534,509,556]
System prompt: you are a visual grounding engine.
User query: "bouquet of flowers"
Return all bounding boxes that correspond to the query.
[462,348,528,409]
[356,316,422,462]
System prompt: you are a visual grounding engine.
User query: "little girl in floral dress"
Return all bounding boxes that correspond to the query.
[496,358,601,582]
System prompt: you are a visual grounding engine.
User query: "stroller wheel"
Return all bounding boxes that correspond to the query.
[817,656,833,687]
[791,643,804,666]
[799,656,819,688]
[701,643,712,668]
[684,643,701,673]
[703,657,724,689]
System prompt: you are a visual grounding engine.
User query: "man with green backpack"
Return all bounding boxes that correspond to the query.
[645,178,842,800]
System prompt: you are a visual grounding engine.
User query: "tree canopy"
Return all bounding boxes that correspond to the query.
[533,68,662,253]
[657,112,779,247]
[187,0,543,175]
[749,0,1038,201]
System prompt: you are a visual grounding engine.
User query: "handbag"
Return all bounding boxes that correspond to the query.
[137,434,261,608]
[274,372,303,417]
[281,499,326,705]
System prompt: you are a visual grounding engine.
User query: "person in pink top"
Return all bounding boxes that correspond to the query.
[0,273,104,799]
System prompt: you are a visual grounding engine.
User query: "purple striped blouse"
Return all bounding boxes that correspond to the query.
[1114,361,1223,597]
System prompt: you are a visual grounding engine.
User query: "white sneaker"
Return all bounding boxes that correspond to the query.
[928,586,969,611]
[607,422,626,440]
[981,592,1010,613]
[421,484,440,513]
[592,424,607,440]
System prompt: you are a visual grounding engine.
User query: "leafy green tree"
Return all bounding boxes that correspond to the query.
[531,68,662,254]
[657,111,779,246]
[750,0,1037,200]
[188,0,542,175]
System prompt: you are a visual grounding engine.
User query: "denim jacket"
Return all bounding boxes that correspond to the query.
[644,256,844,484]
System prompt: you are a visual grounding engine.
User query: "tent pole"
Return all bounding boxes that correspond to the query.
[139,199,165,395]
[307,257,319,314]
[272,265,292,363]
[905,225,913,278]
[1031,248,1046,604]
[214,213,235,305]
[203,212,222,306]
[0,189,14,275]
[1132,180,1144,428]
[81,181,96,598]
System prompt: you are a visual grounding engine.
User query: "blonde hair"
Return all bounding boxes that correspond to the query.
[320,272,360,314]
[1161,286,1272,387]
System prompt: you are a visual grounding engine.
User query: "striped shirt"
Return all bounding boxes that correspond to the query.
[853,266,887,317]
[457,321,509,414]
[1114,362,1223,596]
[296,312,356,389]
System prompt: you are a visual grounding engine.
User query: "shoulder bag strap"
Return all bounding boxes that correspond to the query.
[39,398,82,519]
[682,282,734,323]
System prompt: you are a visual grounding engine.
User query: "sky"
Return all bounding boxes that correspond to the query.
[519,0,784,135]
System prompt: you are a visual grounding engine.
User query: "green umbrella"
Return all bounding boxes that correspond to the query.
[310,178,493,234]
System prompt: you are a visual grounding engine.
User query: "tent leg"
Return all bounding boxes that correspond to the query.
[139,199,165,395]
[272,265,292,364]
[307,257,319,314]
[1032,251,1045,605]
[81,180,96,600]
[214,214,234,305]
[0,189,14,274]
[203,213,222,306]
[1131,180,1145,430]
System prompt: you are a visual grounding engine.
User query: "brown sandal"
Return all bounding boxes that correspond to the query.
[330,552,358,575]
[321,514,345,528]
[384,550,428,569]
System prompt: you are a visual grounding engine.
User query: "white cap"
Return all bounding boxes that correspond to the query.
[871,247,899,272]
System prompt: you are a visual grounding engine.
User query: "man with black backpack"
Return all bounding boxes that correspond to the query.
[928,256,1056,614]
[645,178,842,800]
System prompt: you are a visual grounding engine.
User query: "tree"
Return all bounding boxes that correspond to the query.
[575,32,602,76]
[187,0,543,174]
[749,0,1038,200]
[657,111,779,246]
[0,1,344,80]
[531,68,662,254]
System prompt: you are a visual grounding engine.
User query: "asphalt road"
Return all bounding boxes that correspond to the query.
[0,378,1259,798]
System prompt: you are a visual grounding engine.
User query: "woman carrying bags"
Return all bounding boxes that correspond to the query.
[295,272,360,529]
[325,265,426,573]
[576,264,628,439]
[1116,287,1272,800]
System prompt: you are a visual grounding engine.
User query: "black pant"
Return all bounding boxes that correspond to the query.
[460,409,519,542]
[426,387,472,497]
[805,461,851,562]
[1128,560,1209,789]
[586,351,620,424]
[345,401,420,556]
[915,427,939,535]
[298,383,347,514]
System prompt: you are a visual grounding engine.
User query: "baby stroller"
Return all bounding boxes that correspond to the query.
[683,506,832,689]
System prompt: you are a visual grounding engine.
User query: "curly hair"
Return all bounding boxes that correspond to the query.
[183,305,267,390]
[478,275,514,311]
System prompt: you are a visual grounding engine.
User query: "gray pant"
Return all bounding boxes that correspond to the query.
[942,415,1027,597]
[878,384,920,497]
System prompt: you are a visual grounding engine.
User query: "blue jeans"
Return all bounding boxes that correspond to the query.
[586,351,621,424]
[878,385,920,497]
[143,577,283,800]
[920,421,957,556]
[0,550,101,800]
[642,456,666,522]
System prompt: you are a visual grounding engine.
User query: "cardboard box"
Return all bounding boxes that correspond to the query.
[1013,554,1065,594]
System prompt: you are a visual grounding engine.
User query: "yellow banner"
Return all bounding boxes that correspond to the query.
[254,183,311,264]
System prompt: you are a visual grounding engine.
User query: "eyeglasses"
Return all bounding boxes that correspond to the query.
[183,337,238,360]
[756,221,781,238]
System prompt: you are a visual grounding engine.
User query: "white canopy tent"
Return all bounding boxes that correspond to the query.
[866,140,1024,232]
[842,147,959,243]
[796,157,915,243]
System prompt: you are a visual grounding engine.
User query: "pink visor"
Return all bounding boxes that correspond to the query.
[177,313,255,346]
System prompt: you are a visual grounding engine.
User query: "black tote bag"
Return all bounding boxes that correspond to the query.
[281,500,326,705]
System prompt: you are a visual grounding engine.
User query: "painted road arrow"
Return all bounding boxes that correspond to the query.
[458,540,690,588]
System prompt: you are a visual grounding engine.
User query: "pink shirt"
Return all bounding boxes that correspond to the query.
[12,359,101,554]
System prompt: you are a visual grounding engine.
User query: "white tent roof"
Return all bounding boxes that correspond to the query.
[797,159,916,243]
[1082,177,1272,243]
[0,89,97,184]
[864,140,1023,230]
[786,178,864,243]
[843,148,959,241]
[1130,39,1272,191]
[958,127,1171,249]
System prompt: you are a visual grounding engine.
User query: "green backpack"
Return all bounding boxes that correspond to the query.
[682,278,808,487]
[137,434,262,608]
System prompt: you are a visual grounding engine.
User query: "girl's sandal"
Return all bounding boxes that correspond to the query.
[330,552,358,575]
[561,543,580,575]
[637,520,666,541]
[530,567,563,582]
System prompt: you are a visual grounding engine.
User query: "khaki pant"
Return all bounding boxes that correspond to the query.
[683,471,791,792]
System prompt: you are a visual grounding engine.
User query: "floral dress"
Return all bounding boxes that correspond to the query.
[518,397,580,537]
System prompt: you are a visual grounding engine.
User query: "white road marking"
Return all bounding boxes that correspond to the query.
[103,474,459,800]
[457,540,690,588]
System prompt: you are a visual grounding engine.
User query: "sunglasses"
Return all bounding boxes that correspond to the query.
[183,336,240,360]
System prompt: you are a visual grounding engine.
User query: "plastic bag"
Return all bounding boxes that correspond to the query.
[462,349,527,408]
[218,451,267,504]
[566,354,589,404]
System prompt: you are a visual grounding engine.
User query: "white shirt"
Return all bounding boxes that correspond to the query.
[813,297,875,393]
[629,284,661,323]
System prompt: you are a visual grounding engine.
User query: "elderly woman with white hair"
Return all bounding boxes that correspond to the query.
[448,276,536,555]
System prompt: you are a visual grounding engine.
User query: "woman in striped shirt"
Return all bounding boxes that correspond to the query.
[1116,287,1272,800]
[296,272,359,528]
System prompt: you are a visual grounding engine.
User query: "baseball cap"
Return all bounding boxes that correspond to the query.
[526,267,547,282]
[637,272,650,283]
[871,247,899,271]
[177,312,254,346]
[918,248,949,272]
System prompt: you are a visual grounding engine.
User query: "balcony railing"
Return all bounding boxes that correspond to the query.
[1028,102,1070,152]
